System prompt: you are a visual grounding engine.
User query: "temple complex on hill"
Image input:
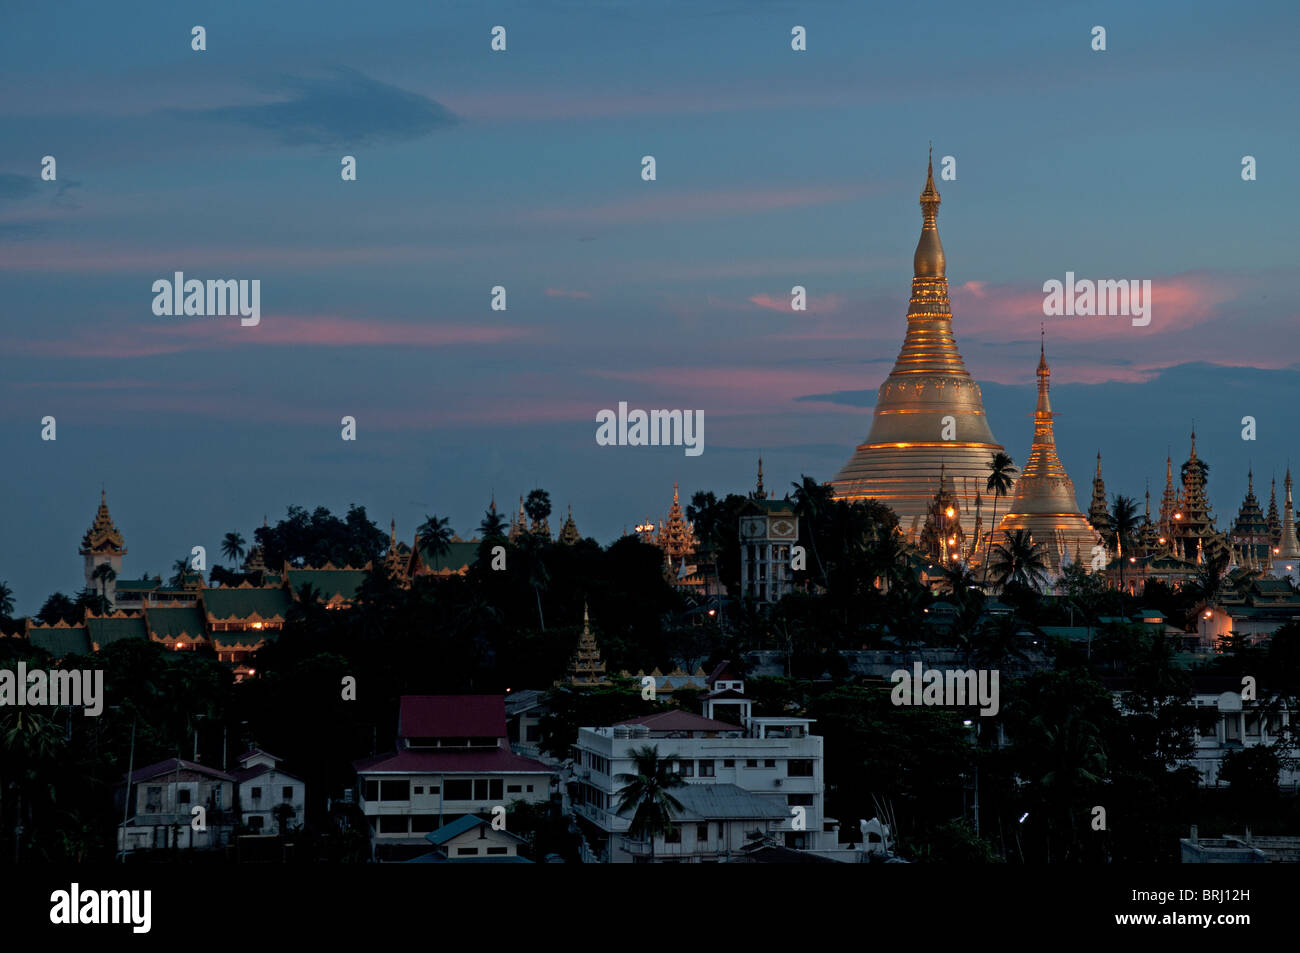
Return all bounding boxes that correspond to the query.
[830,151,1009,537]
[993,339,1102,575]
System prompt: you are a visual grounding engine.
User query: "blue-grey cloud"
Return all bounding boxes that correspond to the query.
[174,67,459,147]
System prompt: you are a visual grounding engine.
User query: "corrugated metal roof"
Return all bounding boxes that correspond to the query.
[670,783,789,821]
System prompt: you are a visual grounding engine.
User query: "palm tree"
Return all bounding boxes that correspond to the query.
[170,556,191,587]
[1109,494,1140,592]
[790,476,832,588]
[0,581,14,619]
[90,563,117,610]
[517,533,550,630]
[524,489,552,536]
[989,529,1050,591]
[614,745,686,863]
[221,531,246,565]
[981,452,1018,587]
[417,515,454,568]
[478,505,508,541]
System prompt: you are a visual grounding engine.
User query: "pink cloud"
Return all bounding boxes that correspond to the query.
[545,288,592,299]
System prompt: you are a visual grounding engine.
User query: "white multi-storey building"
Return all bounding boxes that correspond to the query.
[571,664,834,862]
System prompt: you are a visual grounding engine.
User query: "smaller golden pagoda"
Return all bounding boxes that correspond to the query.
[994,339,1101,577]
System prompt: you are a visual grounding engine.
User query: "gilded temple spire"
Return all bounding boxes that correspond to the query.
[830,151,1007,526]
[996,338,1100,576]
[914,146,945,278]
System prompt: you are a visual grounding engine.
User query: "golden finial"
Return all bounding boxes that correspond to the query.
[914,148,945,277]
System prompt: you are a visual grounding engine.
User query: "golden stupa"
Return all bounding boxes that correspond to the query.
[830,152,1008,535]
[995,337,1101,575]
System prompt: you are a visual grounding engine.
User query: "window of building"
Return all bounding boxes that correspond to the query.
[507,784,521,794]
[746,759,758,768]
[490,779,503,801]
[788,759,814,777]
[486,847,508,855]
[698,760,715,778]
[764,759,776,768]
[788,794,814,807]
[282,786,293,800]
[410,815,438,833]
[697,824,708,842]
[665,827,681,844]
[178,788,191,804]
[249,815,264,831]
[428,785,440,795]
[379,780,410,801]
[413,786,423,795]
[783,832,807,850]
[363,780,378,802]
[457,847,479,856]
[723,759,735,768]
[250,786,262,801]
[445,780,472,801]
[526,785,534,792]
[377,816,407,834]
[679,761,694,778]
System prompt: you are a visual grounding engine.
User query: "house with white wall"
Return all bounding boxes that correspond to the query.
[354,695,556,861]
[117,758,235,854]
[233,748,306,834]
[571,663,834,862]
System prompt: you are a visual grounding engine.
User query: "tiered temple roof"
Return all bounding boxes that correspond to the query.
[1171,431,1229,564]
[1267,477,1281,545]
[1088,453,1110,536]
[80,490,126,556]
[567,603,609,686]
[829,152,1009,532]
[383,519,411,585]
[1230,471,1272,569]
[558,506,581,545]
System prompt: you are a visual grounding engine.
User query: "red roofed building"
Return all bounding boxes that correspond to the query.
[355,695,556,861]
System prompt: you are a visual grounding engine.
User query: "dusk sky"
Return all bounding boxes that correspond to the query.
[2,0,1298,615]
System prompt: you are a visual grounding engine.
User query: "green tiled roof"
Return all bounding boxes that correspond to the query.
[28,625,92,658]
[416,541,479,573]
[286,569,369,601]
[202,587,292,621]
[146,607,207,641]
[212,629,277,649]
[87,616,149,647]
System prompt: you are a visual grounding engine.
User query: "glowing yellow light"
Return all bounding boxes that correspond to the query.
[945,508,954,518]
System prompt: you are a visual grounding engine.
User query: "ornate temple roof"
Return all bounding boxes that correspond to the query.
[80,489,126,555]
[1088,453,1109,532]
[558,505,581,545]
[829,151,1008,526]
[659,483,696,563]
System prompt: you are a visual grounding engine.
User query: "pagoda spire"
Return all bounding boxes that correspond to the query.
[996,338,1100,575]
[1088,452,1109,532]
[830,149,1008,524]
[1279,468,1300,560]
[755,457,765,500]
[1268,475,1281,545]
